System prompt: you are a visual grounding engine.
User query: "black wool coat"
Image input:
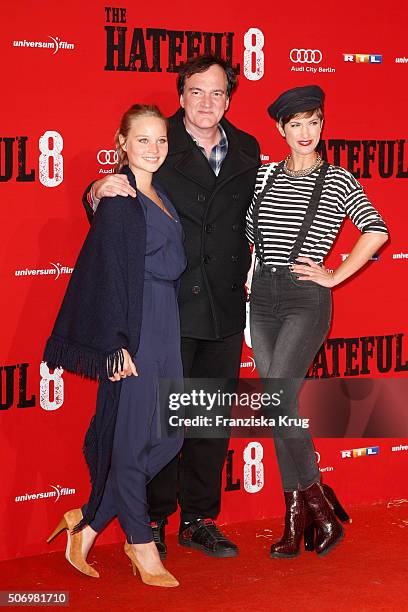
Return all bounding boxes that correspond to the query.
[155,109,260,340]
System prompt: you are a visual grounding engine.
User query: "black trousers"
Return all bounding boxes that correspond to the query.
[147,332,243,523]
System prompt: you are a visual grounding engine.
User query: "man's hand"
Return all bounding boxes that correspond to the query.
[93,174,137,202]
[108,348,138,382]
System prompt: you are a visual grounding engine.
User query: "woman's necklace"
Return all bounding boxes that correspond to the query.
[283,153,322,177]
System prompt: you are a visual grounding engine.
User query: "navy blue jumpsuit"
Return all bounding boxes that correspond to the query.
[89,188,186,543]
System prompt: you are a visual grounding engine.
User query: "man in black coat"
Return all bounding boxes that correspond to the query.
[83,54,260,558]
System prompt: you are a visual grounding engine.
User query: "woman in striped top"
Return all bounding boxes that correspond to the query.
[246,86,388,559]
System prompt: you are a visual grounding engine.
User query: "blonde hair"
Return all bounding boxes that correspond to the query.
[114,104,168,172]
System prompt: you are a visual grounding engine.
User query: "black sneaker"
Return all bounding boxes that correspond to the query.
[150,520,167,560]
[178,518,239,558]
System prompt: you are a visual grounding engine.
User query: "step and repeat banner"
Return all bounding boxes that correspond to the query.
[1,0,408,561]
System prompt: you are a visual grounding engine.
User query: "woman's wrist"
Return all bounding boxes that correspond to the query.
[328,269,338,285]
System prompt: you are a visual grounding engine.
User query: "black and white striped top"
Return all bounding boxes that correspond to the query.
[246,163,388,265]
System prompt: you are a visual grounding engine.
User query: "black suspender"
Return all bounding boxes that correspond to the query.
[288,161,329,263]
[252,161,329,265]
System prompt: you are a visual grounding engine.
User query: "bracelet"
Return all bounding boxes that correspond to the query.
[89,185,97,210]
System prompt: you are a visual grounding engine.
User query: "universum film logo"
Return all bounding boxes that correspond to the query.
[12,36,75,55]
[391,443,408,452]
[15,484,76,504]
[240,356,256,373]
[392,252,408,260]
[14,262,73,280]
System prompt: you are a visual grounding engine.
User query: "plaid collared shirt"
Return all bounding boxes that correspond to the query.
[186,124,228,176]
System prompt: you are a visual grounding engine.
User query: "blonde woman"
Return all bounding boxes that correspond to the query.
[44,105,186,586]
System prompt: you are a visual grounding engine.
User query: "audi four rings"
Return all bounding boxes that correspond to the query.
[290,49,322,63]
[97,150,119,164]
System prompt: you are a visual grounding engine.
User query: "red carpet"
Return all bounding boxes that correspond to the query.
[1,500,407,612]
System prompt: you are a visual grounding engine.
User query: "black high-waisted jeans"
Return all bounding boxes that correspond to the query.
[250,264,332,490]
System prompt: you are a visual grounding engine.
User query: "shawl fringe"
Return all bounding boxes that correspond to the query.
[43,335,125,380]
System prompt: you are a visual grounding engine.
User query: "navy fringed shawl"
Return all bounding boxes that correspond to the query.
[43,165,146,530]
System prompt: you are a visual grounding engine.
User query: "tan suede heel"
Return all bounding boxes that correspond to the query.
[124,542,179,587]
[47,508,99,578]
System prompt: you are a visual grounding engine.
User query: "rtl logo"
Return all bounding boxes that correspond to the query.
[343,54,382,63]
[341,446,380,458]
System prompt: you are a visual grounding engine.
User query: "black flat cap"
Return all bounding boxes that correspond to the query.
[268,85,324,122]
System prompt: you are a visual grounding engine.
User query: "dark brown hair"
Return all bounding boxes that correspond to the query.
[114,104,168,172]
[177,54,237,98]
[281,107,324,127]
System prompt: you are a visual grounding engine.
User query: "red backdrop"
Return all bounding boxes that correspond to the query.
[1,0,408,562]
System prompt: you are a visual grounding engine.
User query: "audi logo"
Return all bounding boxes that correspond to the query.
[290,49,323,64]
[97,149,119,165]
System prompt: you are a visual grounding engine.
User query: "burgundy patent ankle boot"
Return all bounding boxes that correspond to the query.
[301,482,344,556]
[303,514,315,552]
[321,483,351,523]
[270,490,306,558]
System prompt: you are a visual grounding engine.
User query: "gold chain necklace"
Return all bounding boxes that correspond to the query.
[283,153,322,177]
